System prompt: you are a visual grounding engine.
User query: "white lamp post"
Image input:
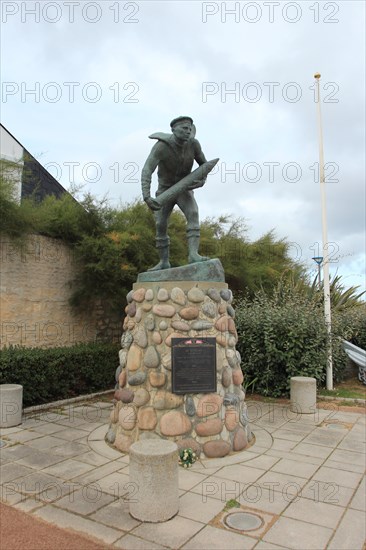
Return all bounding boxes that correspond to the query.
[314,73,333,391]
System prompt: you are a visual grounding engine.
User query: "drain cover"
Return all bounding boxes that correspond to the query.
[225,511,264,531]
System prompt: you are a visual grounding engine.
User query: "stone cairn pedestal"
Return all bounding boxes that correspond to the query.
[106,260,253,459]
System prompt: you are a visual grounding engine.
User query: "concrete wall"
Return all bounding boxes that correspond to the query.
[0,234,121,348]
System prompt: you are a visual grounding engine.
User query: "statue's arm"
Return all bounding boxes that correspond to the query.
[194,139,207,166]
[141,144,160,200]
[188,139,208,190]
[141,143,163,211]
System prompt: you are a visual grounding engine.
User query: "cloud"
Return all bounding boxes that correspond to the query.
[2,0,365,291]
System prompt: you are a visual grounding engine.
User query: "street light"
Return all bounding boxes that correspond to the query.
[314,72,333,391]
[312,256,323,289]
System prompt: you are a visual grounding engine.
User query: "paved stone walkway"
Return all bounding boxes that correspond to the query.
[1,400,365,549]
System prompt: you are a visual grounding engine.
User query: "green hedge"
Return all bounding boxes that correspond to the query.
[235,288,365,398]
[0,343,118,407]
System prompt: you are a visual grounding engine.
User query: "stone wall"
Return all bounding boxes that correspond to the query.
[107,281,253,459]
[0,234,121,348]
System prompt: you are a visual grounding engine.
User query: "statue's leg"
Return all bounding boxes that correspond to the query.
[147,204,173,271]
[177,192,209,264]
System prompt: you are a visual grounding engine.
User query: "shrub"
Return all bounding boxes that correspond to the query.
[234,284,358,397]
[0,343,118,407]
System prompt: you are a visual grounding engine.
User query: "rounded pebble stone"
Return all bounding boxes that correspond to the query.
[143,346,160,368]
[126,290,134,303]
[133,327,148,348]
[185,396,196,416]
[132,288,146,302]
[106,427,116,444]
[203,440,231,458]
[171,287,186,305]
[128,371,147,386]
[115,365,122,382]
[227,305,235,318]
[153,304,176,317]
[144,314,155,331]
[233,427,248,451]
[187,287,205,303]
[145,288,154,301]
[191,320,213,331]
[118,404,137,430]
[202,302,217,318]
[127,302,136,317]
[179,306,199,320]
[157,288,169,301]
[133,388,150,407]
[171,320,190,332]
[159,320,168,331]
[207,288,221,302]
[121,331,133,349]
[220,289,231,301]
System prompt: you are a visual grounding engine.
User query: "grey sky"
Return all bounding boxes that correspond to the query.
[1,0,365,291]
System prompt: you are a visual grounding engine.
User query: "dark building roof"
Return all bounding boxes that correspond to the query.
[1,124,70,202]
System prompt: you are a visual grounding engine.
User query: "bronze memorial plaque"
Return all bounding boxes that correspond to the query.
[171,337,217,394]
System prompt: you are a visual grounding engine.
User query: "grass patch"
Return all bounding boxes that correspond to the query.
[318,388,365,400]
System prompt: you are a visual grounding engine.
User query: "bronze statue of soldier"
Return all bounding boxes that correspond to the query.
[141,116,214,271]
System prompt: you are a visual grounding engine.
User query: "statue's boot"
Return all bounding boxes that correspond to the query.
[188,234,209,264]
[148,242,171,271]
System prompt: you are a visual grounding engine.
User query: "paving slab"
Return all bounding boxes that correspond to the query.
[215,464,266,484]
[178,491,225,523]
[0,462,35,483]
[270,458,320,479]
[75,450,113,467]
[181,523,256,549]
[55,487,115,515]
[282,496,345,528]
[177,468,209,491]
[6,430,44,443]
[0,444,34,462]
[190,474,243,502]
[322,458,365,473]
[34,504,123,544]
[291,442,333,459]
[51,441,90,458]
[25,435,70,451]
[239,486,292,515]
[301,481,355,508]
[262,516,333,549]
[311,465,364,489]
[31,423,71,435]
[89,499,141,531]
[349,476,366,511]
[132,515,204,548]
[16,447,67,469]
[327,508,366,549]
[114,533,168,549]
[270,439,298,451]
[42,458,96,479]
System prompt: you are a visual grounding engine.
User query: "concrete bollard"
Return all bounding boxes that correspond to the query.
[290,376,317,414]
[0,384,23,428]
[129,439,179,522]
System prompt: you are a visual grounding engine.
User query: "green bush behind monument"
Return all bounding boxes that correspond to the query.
[235,283,366,397]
